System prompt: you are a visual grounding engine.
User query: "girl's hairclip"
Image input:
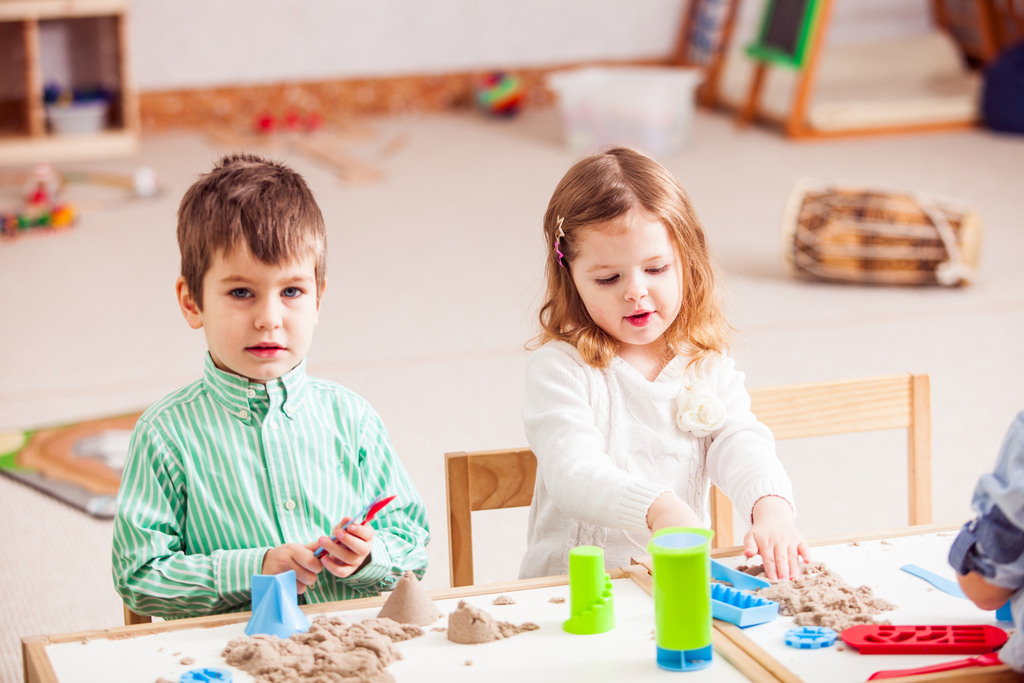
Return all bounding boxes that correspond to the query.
[554,216,566,268]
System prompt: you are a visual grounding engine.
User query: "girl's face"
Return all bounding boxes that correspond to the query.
[570,211,683,362]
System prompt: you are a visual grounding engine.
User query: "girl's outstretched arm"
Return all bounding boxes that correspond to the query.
[743,495,811,580]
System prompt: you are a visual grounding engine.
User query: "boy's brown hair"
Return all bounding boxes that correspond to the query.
[177,153,327,309]
[535,145,729,371]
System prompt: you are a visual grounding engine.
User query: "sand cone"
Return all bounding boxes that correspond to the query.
[377,570,441,625]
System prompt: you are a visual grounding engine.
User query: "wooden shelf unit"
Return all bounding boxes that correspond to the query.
[0,0,139,164]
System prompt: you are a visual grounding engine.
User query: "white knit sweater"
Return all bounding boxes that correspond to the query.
[518,341,795,579]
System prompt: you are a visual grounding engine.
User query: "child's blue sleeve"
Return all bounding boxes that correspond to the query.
[949,411,1024,589]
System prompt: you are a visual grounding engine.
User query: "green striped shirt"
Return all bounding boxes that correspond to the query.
[112,354,430,619]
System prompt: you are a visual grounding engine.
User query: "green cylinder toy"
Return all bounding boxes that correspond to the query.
[647,527,714,671]
[562,545,615,634]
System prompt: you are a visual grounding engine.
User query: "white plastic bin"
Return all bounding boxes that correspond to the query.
[46,101,109,135]
[548,67,704,158]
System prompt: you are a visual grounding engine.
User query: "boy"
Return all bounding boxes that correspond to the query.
[112,153,429,619]
[950,411,1024,670]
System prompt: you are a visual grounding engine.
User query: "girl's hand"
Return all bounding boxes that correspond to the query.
[743,495,810,580]
[647,492,704,532]
[262,543,324,594]
[317,517,375,578]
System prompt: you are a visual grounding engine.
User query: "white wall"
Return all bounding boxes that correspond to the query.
[128,0,936,92]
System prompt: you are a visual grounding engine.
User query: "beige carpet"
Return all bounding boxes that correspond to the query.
[3,108,1023,681]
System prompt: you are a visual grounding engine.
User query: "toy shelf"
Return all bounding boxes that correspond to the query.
[0,0,139,164]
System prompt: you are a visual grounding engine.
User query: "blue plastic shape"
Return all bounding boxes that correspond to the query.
[181,669,232,683]
[785,626,836,649]
[997,601,1012,622]
[656,643,713,671]
[711,559,771,592]
[710,583,779,627]
[901,564,967,599]
[245,570,311,639]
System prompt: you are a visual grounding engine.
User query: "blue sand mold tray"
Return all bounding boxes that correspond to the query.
[711,559,771,591]
[709,559,778,627]
[711,583,779,627]
[785,626,837,649]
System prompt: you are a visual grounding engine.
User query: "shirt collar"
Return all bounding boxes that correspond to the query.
[202,353,310,421]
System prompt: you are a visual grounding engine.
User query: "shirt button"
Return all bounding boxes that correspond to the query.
[238,409,248,419]
[284,499,296,511]
[269,420,278,430]
[247,389,256,398]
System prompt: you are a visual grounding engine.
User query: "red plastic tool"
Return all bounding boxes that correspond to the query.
[868,652,1002,680]
[842,625,1008,655]
[314,494,396,559]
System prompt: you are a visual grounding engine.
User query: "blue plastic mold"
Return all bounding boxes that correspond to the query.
[711,560,771,592]
[181,669,232,683]
[785,626,836,649]
[656,644,713,672]
[710,583,779,627]
[997,601,1013,622]
[245,570,311,639]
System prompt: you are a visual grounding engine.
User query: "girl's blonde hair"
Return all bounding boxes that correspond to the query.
[535,146,729,371]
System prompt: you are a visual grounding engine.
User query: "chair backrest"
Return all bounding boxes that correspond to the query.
[711,372,931,548]
[444,372,931,586]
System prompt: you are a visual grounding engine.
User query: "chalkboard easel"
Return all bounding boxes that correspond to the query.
[736,0,831,134]
[745,0,825,69]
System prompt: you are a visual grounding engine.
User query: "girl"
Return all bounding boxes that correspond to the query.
[519,146,809,581]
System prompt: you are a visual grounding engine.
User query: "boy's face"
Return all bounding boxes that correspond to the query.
[177,245,322,383]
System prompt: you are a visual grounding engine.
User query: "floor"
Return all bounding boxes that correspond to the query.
[2,107,1023,681]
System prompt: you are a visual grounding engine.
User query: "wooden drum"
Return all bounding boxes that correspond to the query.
[781,180,982,286]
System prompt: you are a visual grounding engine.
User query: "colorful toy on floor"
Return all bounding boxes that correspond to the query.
[868,652,1002,680]
[314,493,396,559]
[842,624,1008,655]
[648,527,714,671]
[474,72,524,118]
[245,570,311,639]
[562,545,615,635]
[785,626,836,649]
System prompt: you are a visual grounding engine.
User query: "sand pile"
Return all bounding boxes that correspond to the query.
[447,600,539,644]
[376,571,441,626]
[741,562,896,633]
[222,616,423,683]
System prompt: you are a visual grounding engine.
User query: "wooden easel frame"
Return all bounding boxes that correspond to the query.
[739,0,978,139]
[672,0,743,108]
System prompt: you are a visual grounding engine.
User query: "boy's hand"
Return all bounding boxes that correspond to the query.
[646,492,704,533]
[743,495,811,580]
[262,543,324,594]
[317,517,375,579]
[957,570,1015,611]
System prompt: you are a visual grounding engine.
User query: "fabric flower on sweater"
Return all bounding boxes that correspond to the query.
[675,380,727,437]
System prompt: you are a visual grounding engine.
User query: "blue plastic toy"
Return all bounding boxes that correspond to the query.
[245,570,311,639]
[711,583,779,627]
[902,564,1012,623]
[785,626,836,649]
[711,559,770,591]
[181,669,232,683]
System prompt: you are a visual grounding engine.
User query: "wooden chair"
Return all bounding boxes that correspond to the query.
[124,604,151,625]
[712,373,931,548]
[445,372,931,586]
